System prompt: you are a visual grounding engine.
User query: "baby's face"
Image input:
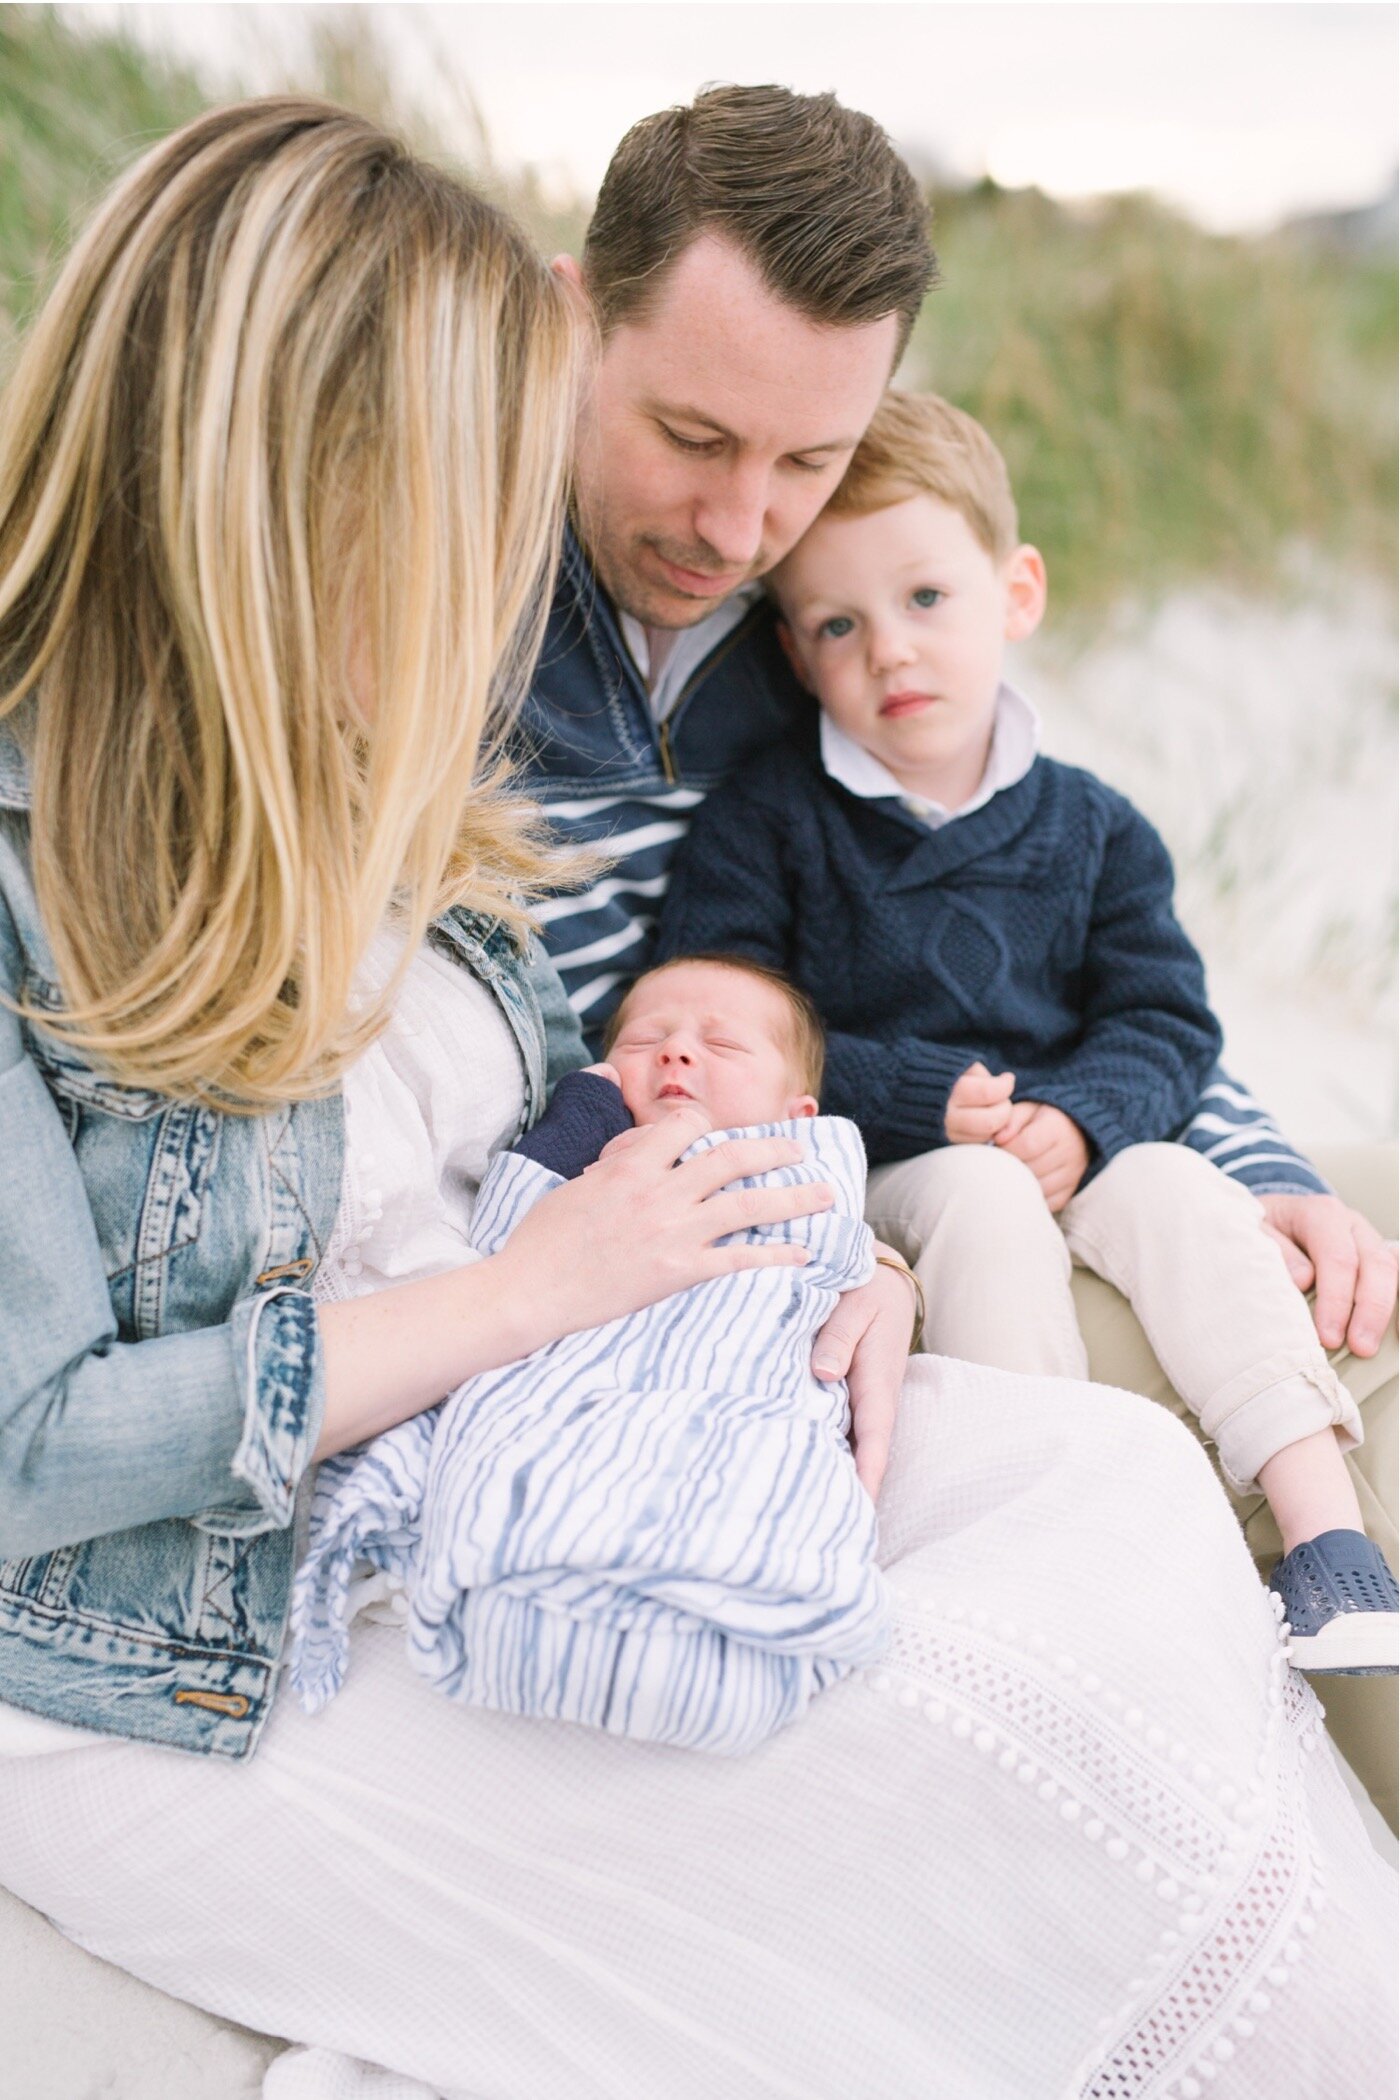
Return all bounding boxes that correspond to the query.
[608,963,818,1130]
[771,493,1042,794]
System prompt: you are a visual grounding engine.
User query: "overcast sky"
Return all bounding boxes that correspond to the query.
[77,1,1399,234]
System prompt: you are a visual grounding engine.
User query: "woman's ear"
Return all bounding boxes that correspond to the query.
[1002,544,1047,643]
[777,619,817,695]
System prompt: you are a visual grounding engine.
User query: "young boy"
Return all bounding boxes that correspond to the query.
[292,956,891,1752]
[652,390,1398,1675]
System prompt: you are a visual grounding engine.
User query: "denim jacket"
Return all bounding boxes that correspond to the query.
[0,713,583,1757]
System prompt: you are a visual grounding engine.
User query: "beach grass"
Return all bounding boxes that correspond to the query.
[0,4,1394,1128]
[0,9,204,350]
[907,179,1398,613]
[3,7,1394,618]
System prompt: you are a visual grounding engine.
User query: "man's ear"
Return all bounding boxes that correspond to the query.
[787,1093,820,1119]
[1002,544,1047,643]
[776,618,817,695]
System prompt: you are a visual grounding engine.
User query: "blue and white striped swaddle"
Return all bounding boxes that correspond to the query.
[291,1116,890,1752]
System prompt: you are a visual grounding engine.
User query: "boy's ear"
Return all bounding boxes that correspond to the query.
[776,618,817,695]
[786,1093,820,1120]
[1002,544,1047,643]
[550,252,595,326]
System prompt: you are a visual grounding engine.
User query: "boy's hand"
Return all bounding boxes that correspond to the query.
[996,1103,1090,1213]
[945,1062,1017,1144]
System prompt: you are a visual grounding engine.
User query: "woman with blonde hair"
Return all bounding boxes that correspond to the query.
[0,95,1392,2100]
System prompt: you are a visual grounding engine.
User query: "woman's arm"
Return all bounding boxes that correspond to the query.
[0,954,830,1551]
[314,1107,830,1457]
[0,1044,316,1559]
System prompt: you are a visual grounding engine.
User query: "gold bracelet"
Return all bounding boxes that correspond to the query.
[874,1253,925,1355]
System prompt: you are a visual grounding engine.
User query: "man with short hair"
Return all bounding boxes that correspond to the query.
[531,86,930,1044]
[516,85,1397,1609]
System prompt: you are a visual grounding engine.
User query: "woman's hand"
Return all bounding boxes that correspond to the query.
[317,1111,832,1461]
[495,1105,833,1342]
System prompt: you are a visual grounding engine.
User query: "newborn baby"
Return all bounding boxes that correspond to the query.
[291,956,890,1754]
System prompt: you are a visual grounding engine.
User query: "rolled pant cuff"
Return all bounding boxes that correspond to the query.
[1210,1363,1364,1493]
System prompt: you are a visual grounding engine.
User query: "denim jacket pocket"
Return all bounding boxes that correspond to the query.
[22,972,224,1329]
[22,971,169,1123]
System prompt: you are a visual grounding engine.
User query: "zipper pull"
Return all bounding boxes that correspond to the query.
[657,718,677,785]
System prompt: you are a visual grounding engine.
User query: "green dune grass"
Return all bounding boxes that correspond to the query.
[0,10,204,346]
[2,6,1395,615]
[909,180,1398,611]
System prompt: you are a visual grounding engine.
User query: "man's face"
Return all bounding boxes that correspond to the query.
[568,234,900,628]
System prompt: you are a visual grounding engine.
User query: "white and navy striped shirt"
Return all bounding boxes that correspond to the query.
[532,782,709,1030]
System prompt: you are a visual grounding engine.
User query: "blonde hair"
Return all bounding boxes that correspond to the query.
[827,388,1020,558]
[604,954,826,1097]
[0,97,582,1110]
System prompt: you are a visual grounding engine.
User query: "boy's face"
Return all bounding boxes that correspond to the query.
[771,494,1045,795]
[608,962,818,1129]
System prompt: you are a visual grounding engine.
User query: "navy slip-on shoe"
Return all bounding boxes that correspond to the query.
[1269,1529,1399,1676]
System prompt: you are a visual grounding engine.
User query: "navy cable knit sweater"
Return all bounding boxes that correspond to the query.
[652,730,1222,1172]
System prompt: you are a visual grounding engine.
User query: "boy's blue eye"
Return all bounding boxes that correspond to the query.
[912,587,944,609]
[818,615,855,640]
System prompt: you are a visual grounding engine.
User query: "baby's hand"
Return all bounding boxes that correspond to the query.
[996,1103,1090,1213]
[579,1063,635,1167]
[945,1062,1017,1144]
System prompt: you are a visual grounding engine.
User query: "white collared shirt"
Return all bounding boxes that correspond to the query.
[819,682,1041,829]
[619,583,764,723]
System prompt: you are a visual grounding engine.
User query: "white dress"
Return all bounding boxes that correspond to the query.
[0,945,1393,2100]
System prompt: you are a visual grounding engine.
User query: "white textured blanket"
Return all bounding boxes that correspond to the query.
[290,1116,889,1750]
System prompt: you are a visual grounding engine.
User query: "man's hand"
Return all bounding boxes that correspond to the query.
[945,1062,1017,1144]
[812,1243,915,1501]
[996,1102,1090,1214]
[1258,1192,1399,1358]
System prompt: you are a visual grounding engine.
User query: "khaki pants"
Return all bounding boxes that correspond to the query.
[868,1139,1399,1830]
